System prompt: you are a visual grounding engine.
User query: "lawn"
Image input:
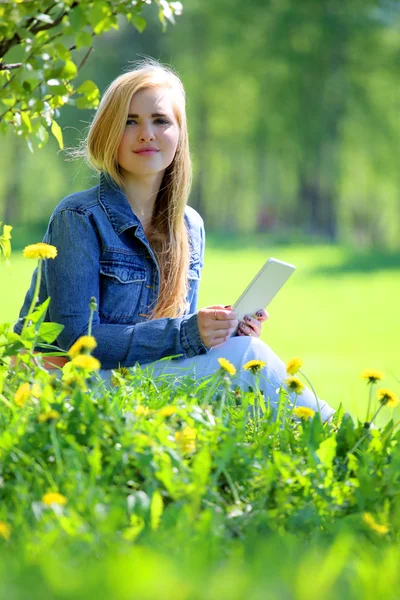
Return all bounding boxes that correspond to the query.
[1,240,399,422]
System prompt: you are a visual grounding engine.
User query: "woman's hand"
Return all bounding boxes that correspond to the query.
[197,304,238,348]
[237,309,269,338]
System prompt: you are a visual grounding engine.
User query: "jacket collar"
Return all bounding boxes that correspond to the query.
[98,173,142,236]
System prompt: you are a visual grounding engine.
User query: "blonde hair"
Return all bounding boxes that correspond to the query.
[86,59,192,319]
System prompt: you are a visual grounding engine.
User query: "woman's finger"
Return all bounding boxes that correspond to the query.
[255,309,269,322]
[242,315,262,336]
[238,321,258,337]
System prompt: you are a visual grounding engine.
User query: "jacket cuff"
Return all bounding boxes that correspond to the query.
[179,313,209,358]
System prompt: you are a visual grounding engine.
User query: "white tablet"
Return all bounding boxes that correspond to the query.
[233,257,296,321]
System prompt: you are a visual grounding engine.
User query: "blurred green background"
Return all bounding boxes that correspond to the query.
[1,0,399,420]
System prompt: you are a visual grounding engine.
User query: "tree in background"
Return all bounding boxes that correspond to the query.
[0,0,182,149]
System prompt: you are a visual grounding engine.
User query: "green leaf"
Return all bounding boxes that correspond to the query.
[76,30,92,50]
[36,322,64,344]
[75,80,100,109]
[62,60,77,80]
[68,5,88,31]
[131,14,147,33]
[54,43,71,62]
[316,436,337,468]
[150,490,163,530]
[192,446,211,493]
[51,120,63,149]
[87,438,102,480]
[20,111,32,133]
[28,297,51,329]
[76,79,98,95]
[87,4,107,28]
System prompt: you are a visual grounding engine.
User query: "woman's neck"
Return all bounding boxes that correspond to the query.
[121,171,164,231]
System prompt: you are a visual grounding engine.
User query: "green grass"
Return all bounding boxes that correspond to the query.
[1,242,399,421]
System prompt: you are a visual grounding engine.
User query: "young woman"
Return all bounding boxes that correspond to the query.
[15,59,335,422]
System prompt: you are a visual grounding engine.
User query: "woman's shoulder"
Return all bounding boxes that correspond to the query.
[184,205,204,231]
[51,184,100,219]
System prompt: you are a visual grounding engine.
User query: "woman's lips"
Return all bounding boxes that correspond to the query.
[135,150,159,155]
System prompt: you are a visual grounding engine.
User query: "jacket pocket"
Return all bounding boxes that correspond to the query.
[99,259,147,323]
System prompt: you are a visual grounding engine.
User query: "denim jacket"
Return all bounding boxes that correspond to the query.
[14,174,208,369]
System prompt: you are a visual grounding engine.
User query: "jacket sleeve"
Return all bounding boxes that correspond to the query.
[42,209,208,370]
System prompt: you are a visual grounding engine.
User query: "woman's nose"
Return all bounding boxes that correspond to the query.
[138,123,155,141]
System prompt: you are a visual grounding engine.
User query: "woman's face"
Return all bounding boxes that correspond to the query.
[117,86,180,180]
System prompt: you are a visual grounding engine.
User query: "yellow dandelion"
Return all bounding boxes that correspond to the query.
[23,243,57,260]
[71,354,101,371]
[218,357,236,377]
[157,406,177,417]
[293,406,315,420]
[14,382,31,407]
[377,388,399,408]
[243,359,266,375]
[286,357,303,376]
[42,492,67,506]
[361,369,384,384]
[38,410,60,423]
[175,426,197,454]
[110,366,130,387]
[0,521,11,541]
[285,376,305,395]
[363,512,389,535]
[134,406,151,417]
[68,335,97,358]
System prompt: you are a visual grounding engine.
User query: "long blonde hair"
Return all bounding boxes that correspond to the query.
[86,59,192,319]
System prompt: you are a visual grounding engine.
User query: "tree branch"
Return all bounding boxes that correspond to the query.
[0,63,22,71]
[0,1,79,60]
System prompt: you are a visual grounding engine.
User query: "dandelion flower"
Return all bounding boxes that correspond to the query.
[363,512,389,535]
[286,357,303,376]
[158,406,177,417]
[218,357,236,377]
[0,521,11,541]
[38,410,60,423]
[68,335,97,358]
[14,382,31,407]
[42,492,67,506]
[23,243,57,260]
[377,388,399,408]
[71,354,101,371]
[293,406,315,420]
[361,369,384,384]
[111,366,130,387]
[134,406,151,417]
[243,359,266,374]
[285,376,305,395]
[175,426,197,454]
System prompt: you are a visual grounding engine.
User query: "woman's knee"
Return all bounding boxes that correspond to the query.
[229,336,270,363]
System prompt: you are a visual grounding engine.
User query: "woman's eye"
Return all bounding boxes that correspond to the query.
[125,118,170,126]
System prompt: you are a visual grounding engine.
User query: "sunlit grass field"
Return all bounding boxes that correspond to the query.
[1,240,399,422]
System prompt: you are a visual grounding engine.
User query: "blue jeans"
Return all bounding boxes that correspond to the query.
[98,337,335,422]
